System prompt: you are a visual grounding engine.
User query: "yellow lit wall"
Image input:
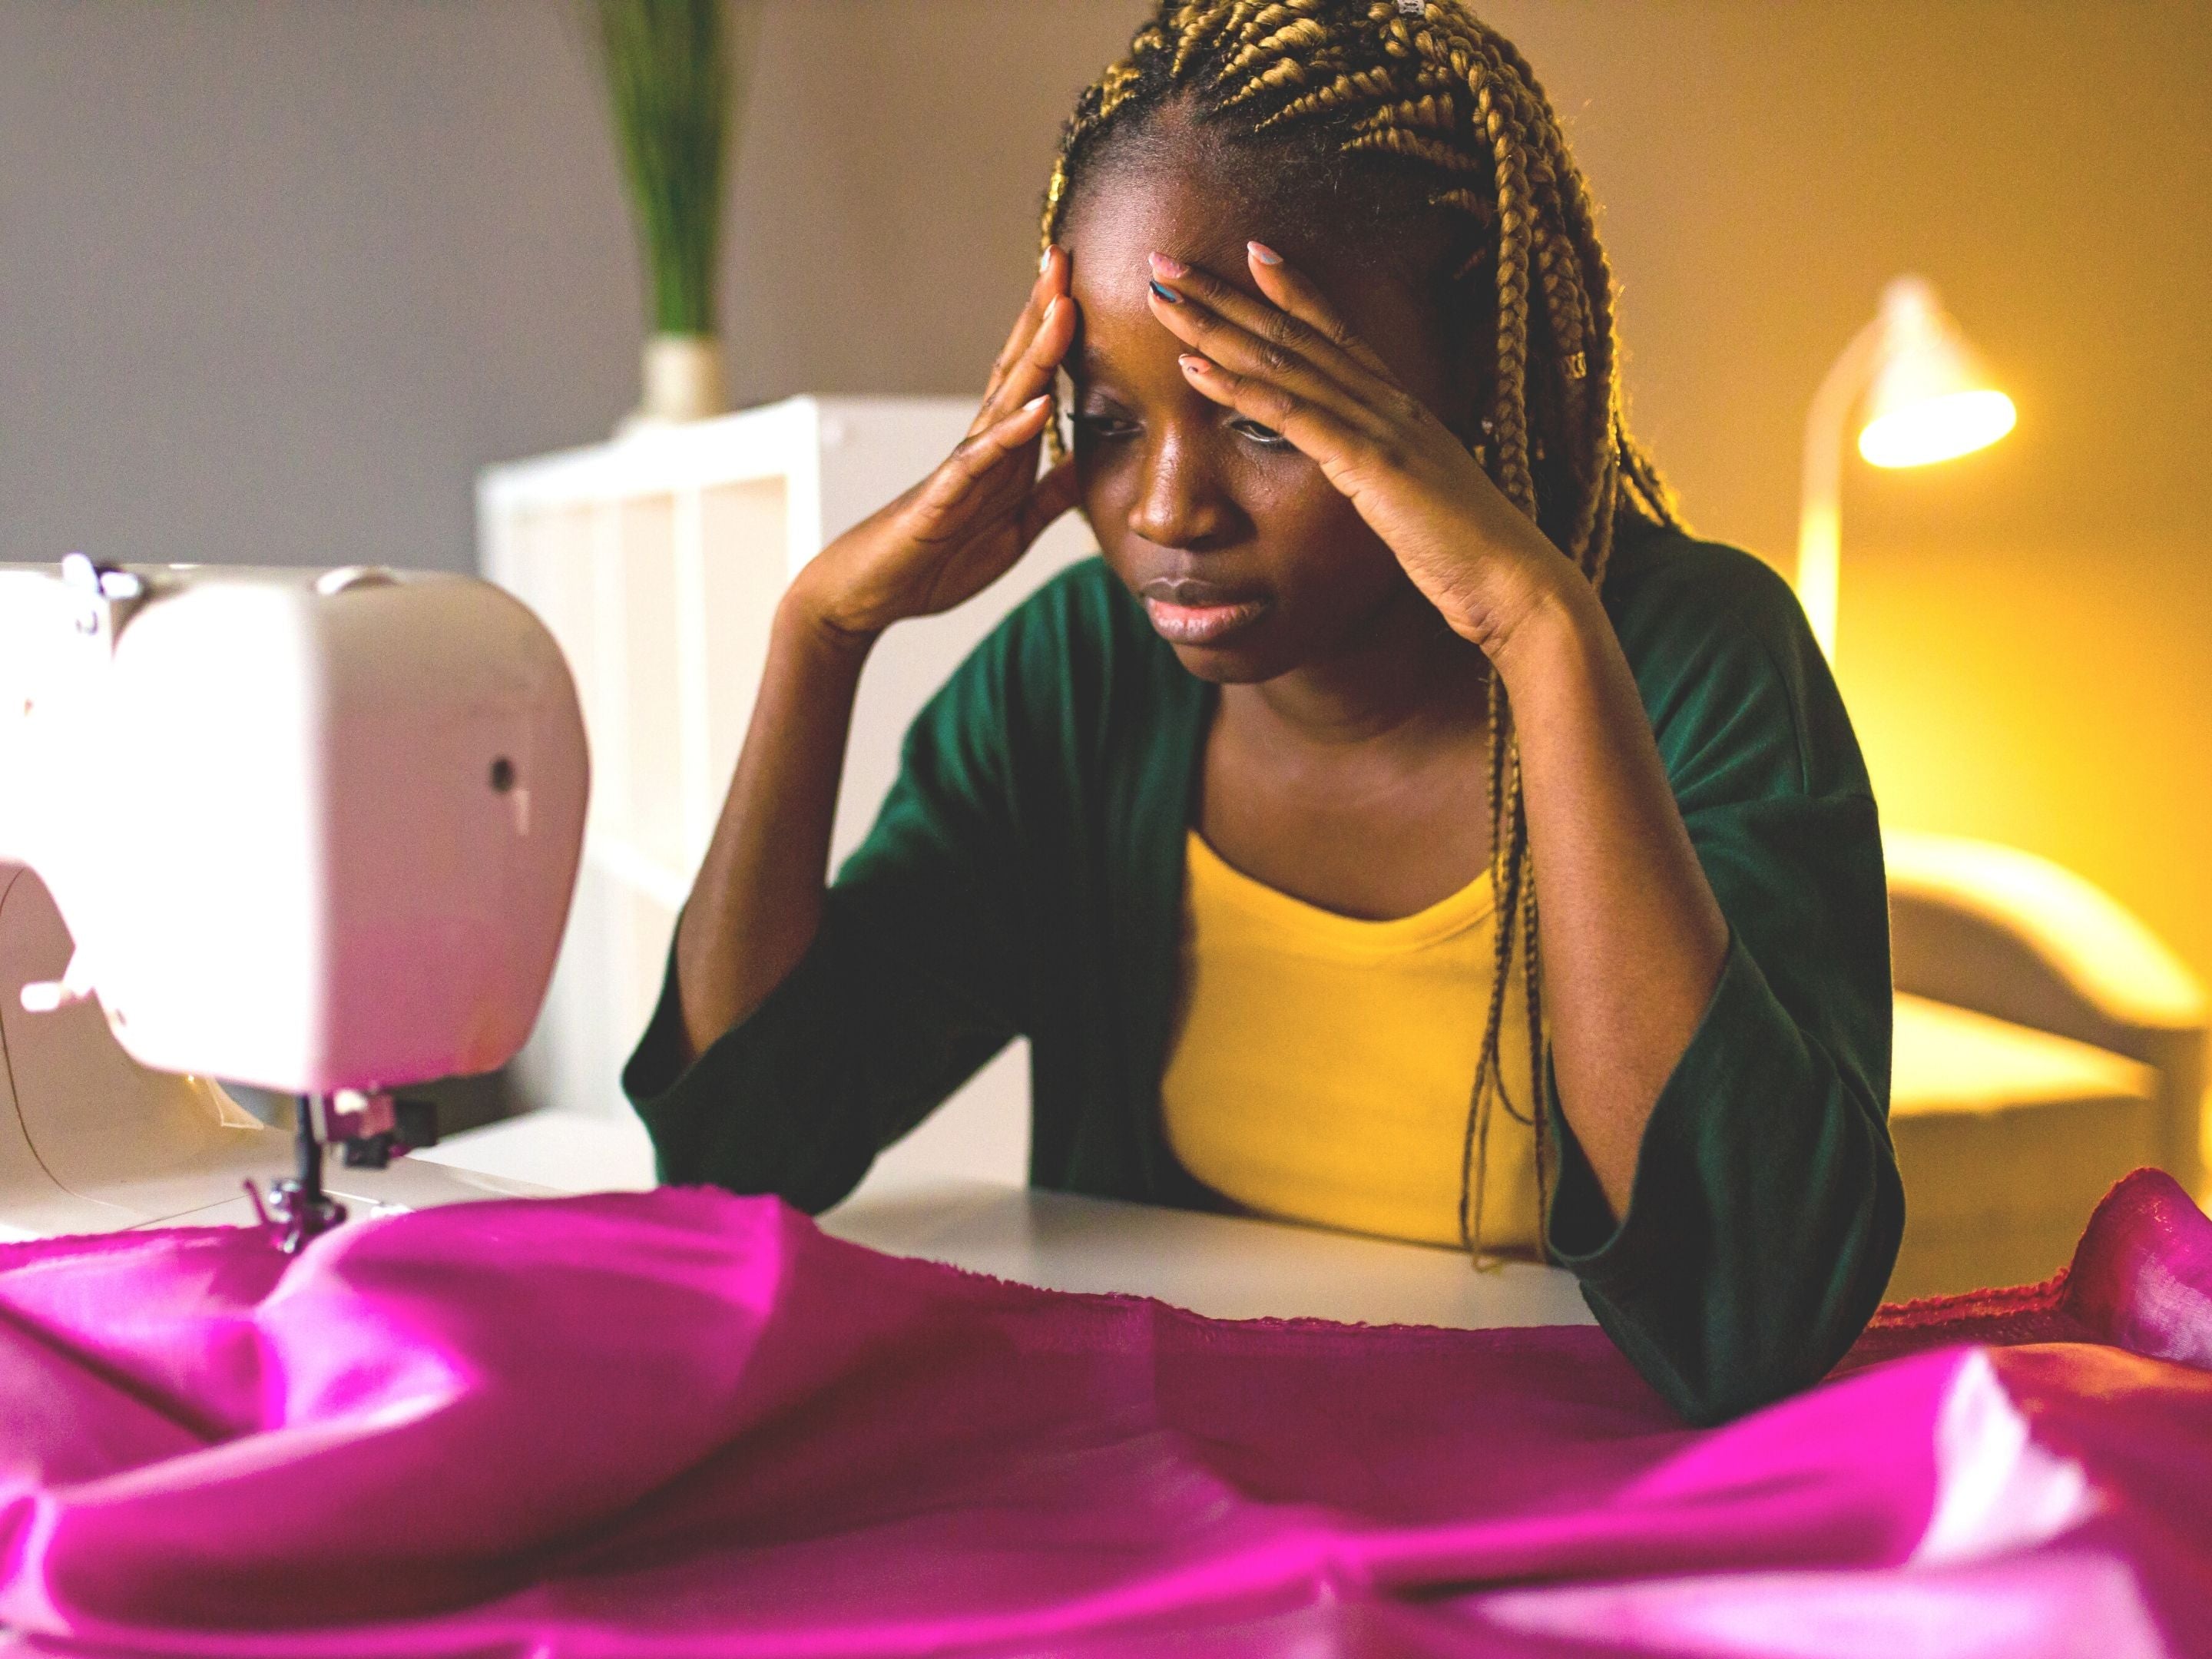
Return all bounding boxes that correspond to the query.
[1480,2,2212,995]
[1842,528,2212,985]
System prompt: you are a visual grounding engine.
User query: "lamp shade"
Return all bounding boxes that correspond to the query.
[1856,277,2016,469]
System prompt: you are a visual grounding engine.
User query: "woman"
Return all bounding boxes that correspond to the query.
[624,0,1902,1425]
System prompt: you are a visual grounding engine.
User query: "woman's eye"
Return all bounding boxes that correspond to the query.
[1231,418,1291,449]
[1073,412,1137,441]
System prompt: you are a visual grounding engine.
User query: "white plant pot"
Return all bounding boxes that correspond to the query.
[619,333,726,435]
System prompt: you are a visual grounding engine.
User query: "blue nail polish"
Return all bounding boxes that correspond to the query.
[1148,278,1182,304]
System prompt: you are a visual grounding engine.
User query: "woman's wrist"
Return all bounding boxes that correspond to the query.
[1453,554,1606,687]
[778,568,885,665]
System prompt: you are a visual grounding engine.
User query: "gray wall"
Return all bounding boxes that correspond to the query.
[0,0,1134,576]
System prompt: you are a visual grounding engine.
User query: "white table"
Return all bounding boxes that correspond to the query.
[820,1176,1591,1328]
[417,1111,1592,1330]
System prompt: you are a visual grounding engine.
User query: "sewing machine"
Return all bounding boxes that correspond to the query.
[0,555,589,1249]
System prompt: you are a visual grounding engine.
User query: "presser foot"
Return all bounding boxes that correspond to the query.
[240,1093,354,1253]
[240,1091,439,1252]
[243,1177,349,1254]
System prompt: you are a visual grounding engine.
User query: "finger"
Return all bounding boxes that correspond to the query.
[979,246,1069,414]
[924,394,1055,522]
[1148,250,1396,407]
[1243,241,1399,382]
[983,248,1059,396]
[1017,455,1082,548]
[1174,352,1377,484]
[1147,280,1391,444]
[972,288,1077,439]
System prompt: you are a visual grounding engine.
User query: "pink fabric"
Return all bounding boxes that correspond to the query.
[1,1169,2206,1658]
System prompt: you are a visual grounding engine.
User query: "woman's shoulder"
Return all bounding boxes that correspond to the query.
[916,554,1186,762]
[979,552,1180,707]
[1597,515,1813,670]
[996,552,1147,656]
[918,555,1134,698]
[1595,515,1867,802]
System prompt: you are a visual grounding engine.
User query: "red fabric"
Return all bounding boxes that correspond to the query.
[0,1168,2204,1657]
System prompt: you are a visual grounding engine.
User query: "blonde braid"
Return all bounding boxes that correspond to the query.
[1359,93,1459,135]
[1260,63,1416,127]
[1522,852,1554,1220]
[1462,678,1522,1252]
[1406,25,1601,1185]
[1468,69,1539,515]
[1042,0,1681,1263]
[1517,806,1544,1131]
[1217,8,1334,83]
[1344,124,1489,173]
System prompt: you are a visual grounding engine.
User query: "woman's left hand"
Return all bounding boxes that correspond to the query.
[1145,243,1570,657]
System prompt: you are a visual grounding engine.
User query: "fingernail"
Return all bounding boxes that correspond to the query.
[1024,393,1051,412]
[1247,241,1283,266]
[1178,353,1208,373]
[1042,295,1061,323]
[1148,277,1183,304]
[1039,244,1055,275]
[1148,251,1189,280]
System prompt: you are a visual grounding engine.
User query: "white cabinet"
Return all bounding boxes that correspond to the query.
[473,396,1094,1191]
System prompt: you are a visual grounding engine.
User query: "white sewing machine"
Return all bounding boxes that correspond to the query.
[0,555,589,1247]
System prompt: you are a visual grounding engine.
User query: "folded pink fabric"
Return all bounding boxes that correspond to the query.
[0,1168,2204,1657]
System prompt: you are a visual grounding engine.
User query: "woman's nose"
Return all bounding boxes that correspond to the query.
[1128,429,1235,551]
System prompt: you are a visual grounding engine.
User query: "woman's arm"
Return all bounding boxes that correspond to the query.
[671,588,876,1065]
[670,249,1081,1064]
[1485,575,1729,1219]
[627,604,1043,1212]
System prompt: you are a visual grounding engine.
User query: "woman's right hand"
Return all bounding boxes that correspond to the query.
[790,247,1082,644]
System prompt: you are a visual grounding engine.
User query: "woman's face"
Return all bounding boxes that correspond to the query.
[1060,147,1479,685]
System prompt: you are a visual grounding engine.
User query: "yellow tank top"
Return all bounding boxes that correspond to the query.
[1160,826,1542,1253]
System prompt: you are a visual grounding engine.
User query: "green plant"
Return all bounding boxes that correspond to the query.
[593,0,737,336]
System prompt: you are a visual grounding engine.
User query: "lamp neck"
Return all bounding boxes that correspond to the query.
[1796,311,1891,664]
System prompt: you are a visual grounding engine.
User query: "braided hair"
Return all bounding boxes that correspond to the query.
[1040,0,1683,1263]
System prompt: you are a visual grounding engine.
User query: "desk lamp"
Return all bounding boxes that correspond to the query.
[1796,276,2016,661]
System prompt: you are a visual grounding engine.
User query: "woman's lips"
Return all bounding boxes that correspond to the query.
[1142,594,1270,645]
[1137,573,1272,646]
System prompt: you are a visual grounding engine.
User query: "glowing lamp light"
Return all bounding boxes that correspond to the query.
[1859,391,2018,469]
[1856,280,2017,468]
[1795,276,2015,661]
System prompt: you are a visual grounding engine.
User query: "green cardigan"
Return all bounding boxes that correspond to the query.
[624,518,1905,1425]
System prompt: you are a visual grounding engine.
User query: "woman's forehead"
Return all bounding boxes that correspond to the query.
[1065,167,1270,293]
[1059,166,1458,396]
